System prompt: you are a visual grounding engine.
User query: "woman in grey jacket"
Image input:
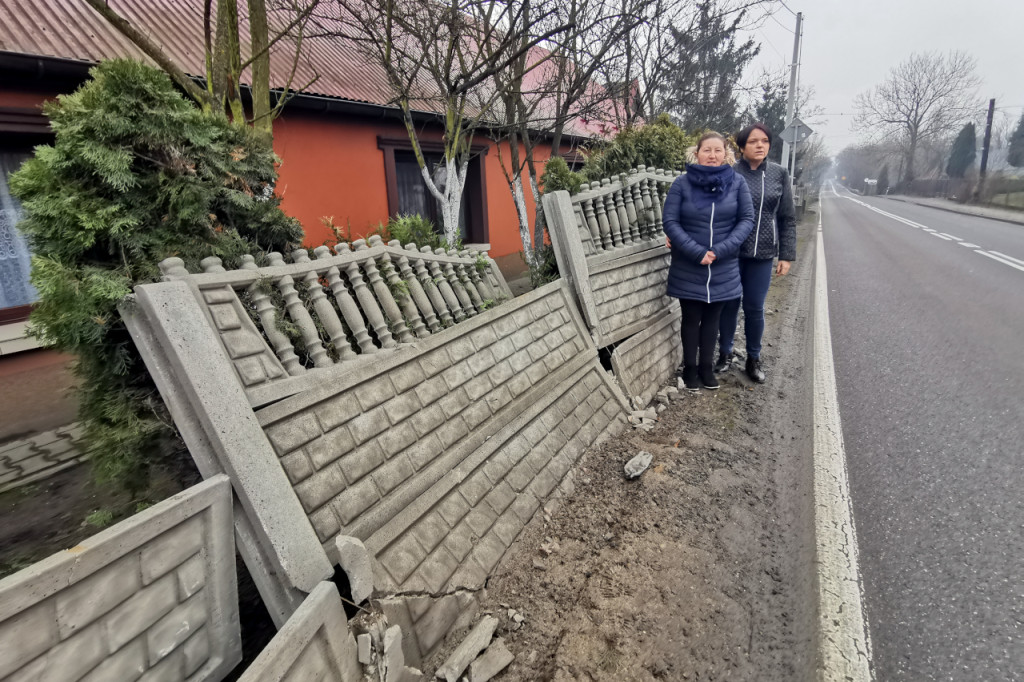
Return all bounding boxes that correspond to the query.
[716,123,797,383]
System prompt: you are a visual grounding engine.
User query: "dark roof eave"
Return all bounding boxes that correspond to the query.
[0,51,597,145]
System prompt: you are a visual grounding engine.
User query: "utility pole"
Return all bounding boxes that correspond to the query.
[779,11,803,177]
[976,98,995,201]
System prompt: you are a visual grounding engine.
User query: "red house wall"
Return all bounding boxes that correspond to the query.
[272,111,562,277]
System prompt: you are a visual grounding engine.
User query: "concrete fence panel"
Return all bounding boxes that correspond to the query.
[0,475,240,682]
[123,264,630,665]
[543,166,683,403]
[237,582,361,682]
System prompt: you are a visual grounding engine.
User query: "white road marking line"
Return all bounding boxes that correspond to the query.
[990,251,1024,267]
[976,250,1024,272]
[834,194,1024,275]
[939,233,962,240]
[816,192,874,682]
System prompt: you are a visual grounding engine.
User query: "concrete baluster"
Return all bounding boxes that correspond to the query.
[389,240,439,333]
[158,257,190,280]
[267,252,331,368]
[371,236,429,339]
[423,246,465,322]
[354,238,413,343]
[614,182,634,242]
[406,243,453,327]
[336,243,395,349]
[316,246,377,354]
[455,250,485,311]
[437,248,476,316]
[292,249,356,361]
[621,173,639,238]
[601,179,623,247]
[241,255,305,375]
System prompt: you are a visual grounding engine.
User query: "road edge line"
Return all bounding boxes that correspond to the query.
[813,194,874,681]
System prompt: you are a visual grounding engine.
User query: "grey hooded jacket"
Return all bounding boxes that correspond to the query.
[733,158,797,261]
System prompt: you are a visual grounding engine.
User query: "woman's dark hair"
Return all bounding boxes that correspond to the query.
[735,123,773,149]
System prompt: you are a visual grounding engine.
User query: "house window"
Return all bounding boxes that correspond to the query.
[379,136,489,244]
[1,106,51,323]
[0,150,36,320]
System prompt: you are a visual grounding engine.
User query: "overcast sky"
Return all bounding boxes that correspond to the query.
[740,0,1024,155]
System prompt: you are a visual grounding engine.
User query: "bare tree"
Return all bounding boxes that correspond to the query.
[328,0,569,245]
[853,51,982,183]
[83,0,321,135]
[489,0,656,265]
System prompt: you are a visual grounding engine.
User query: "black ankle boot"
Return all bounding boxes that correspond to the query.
[682,365,700,392]
[746,356,766,383]
[714,351,734,373]
[698,365,719,390]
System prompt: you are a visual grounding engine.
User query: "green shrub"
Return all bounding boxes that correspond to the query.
[85,509,115,528]
[11,59,303,493]
[527,243,559,288]
[580,114,695,183]
[540,156,583,195]
[377,213,464,251]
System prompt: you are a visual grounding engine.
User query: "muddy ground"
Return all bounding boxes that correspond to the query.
[423,213,820,681]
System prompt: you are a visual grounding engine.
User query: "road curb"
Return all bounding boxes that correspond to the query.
[813,194,874,681]
[884,196,1024,228]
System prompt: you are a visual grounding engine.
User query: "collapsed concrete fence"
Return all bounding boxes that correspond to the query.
[0,475,241,682]
[542,165,684,407]
[119,237,631,670]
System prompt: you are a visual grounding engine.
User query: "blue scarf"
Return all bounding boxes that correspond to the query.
[686,163,735,209]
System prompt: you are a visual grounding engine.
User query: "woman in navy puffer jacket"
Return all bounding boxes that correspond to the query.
[663,131,755,391]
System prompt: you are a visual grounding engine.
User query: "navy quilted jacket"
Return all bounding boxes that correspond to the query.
[733,158,798,261]
[663,168,755,303]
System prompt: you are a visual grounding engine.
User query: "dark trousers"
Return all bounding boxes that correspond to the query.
[679,298,726,368]
[719,257,775,360]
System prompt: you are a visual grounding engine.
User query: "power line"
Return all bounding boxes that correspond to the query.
[778,0,799,17]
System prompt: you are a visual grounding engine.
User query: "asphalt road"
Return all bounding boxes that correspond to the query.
[820,184,1024,681]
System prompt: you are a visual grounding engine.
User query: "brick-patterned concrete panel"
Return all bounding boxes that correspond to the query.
[255,283,601,553]
[370,363,627,663]
[590,251,673,345]
[611,306,683,405]
[237,582,361,682]
[0,475,239,682]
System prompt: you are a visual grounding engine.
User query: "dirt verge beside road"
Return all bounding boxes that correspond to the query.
[425,212,820,680]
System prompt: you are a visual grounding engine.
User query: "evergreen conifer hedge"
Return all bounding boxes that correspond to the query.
[11,59,303,492]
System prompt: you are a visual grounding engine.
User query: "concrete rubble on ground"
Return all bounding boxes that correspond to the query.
[624,451,654,479]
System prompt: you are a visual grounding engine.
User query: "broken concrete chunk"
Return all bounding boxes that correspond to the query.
[539,538,560,556]
[532,558,547,571]
[656,404,666,413]
[434,616,500,682]
[401,667,423,682]
[642,408,658,421]
[384,625,405,682]
[468,638,514,682]
[677,378,685,391]
[336,535,374,604]
[358,633,373,665]
[624,451,653,479]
